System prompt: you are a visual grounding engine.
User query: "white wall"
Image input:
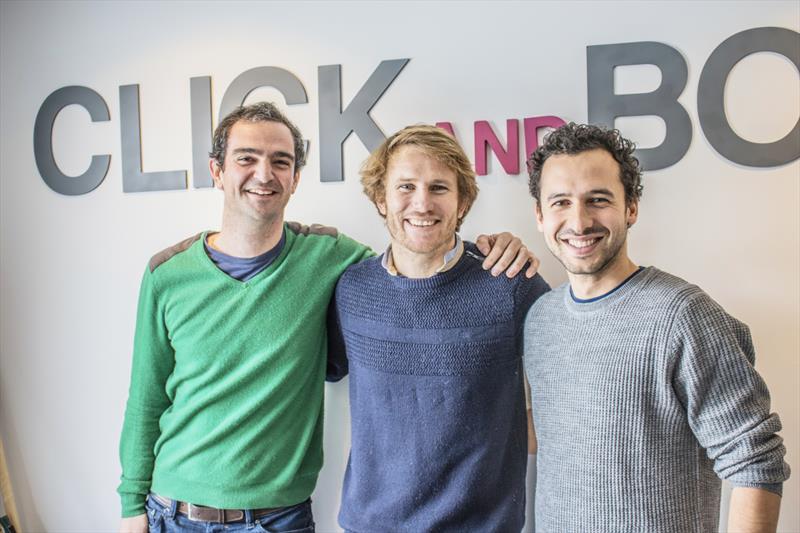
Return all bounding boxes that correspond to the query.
[0,1,797,531]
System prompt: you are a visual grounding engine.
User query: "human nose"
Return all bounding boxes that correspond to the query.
[567,203,594,234]
[410,188,433,212]
[252,161,273,182]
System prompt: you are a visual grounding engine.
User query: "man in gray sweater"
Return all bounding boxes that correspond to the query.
[523,123,790,532]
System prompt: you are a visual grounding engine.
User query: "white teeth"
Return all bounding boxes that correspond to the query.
[567,238,597,248]
[407,219,436,227]
[247,190,274,196]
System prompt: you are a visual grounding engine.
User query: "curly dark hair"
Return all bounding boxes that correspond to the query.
[209,102,306,171]
[527,123,642,205]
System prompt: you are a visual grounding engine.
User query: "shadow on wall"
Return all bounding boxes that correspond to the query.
[1,412,44,533]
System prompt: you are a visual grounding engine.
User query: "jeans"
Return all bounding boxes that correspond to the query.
[145,494,315,533]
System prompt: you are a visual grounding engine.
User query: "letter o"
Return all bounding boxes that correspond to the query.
[698,27,800,167]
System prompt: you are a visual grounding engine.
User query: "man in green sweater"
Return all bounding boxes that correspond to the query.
[118,102,536,533]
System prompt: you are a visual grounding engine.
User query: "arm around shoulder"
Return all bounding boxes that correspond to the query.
[331,228,376,266]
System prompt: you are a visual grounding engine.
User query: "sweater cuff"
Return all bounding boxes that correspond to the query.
[121,492,147,518]
[730,482,783,497]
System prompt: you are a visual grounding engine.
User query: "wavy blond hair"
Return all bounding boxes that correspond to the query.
[361,125,478,230]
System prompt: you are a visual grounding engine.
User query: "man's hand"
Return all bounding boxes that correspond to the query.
[475,232,540,278]
[119,514,148,533]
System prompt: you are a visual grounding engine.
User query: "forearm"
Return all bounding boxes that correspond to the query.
[727,486,781,533]
[119,513,148,533]
[118,403,161,516]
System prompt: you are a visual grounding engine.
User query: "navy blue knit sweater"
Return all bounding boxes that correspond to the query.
[332,243,549,533]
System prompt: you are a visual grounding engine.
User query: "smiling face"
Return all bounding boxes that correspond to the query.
[536,148,638,279]
[210,119,300,227]
[378,145,464,260]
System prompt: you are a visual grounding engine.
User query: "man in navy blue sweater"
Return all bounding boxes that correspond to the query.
[331,125,550,532]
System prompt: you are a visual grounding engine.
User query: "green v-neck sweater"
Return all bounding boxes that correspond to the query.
[118,223,372,517]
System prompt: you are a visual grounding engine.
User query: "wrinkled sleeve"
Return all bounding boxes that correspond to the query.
[117,266,175,516]
[670,292,790,494]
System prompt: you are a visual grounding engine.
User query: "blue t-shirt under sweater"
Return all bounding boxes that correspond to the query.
[203,231,285,281]
[332,243,550,533]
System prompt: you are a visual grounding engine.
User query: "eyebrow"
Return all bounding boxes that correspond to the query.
[545,192,569,201]
[587,188,615,196]
[231,147,295,161]
[396,177,451,185]
[545,188,616,201]
[271,150,295,161]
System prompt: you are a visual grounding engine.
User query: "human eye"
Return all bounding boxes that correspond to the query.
[588,197,610,206]
[398,183,414,191]
[430,184,449,193]
[273,159,291,169]
[551,199,569,208]
[236,155,254,164]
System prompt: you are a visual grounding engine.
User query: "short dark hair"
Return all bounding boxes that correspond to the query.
[209,102,306,170]
[527,122,643,206]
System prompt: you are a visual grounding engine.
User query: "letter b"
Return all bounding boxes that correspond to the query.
[587,42,692,171]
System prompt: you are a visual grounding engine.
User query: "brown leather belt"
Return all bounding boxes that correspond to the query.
[151,493,288,523]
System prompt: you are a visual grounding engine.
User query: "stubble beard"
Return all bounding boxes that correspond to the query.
[385,216,453,256]
[554,228,628,277]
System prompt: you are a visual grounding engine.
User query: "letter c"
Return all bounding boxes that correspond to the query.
[33,86,111,195]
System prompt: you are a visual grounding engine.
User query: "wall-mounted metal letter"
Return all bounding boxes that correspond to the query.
[435,122,456,136]
[318,59,409,182]
[698,27,800,167]
[190,76,213,188]
[33,86,111,195]
[216,66,309,170]
[587,42,692,170]
[218,66,308,121]
[523,116,566,159]
[474,120,520,176]
[119,84,187,192]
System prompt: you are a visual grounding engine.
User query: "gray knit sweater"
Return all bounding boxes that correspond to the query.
[523,267,789,533]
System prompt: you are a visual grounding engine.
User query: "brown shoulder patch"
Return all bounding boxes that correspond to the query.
[148,233,204,272]
[286,221,339,238]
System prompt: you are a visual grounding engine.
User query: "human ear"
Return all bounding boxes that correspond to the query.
[535,203,544,232]
[290,170,301,194]
[209,160,224,190]
[626,201,639,228]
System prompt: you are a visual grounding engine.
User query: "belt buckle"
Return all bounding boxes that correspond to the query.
[187,504,223,522]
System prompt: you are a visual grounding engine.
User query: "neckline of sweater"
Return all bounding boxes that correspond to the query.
[562,266,658,315]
